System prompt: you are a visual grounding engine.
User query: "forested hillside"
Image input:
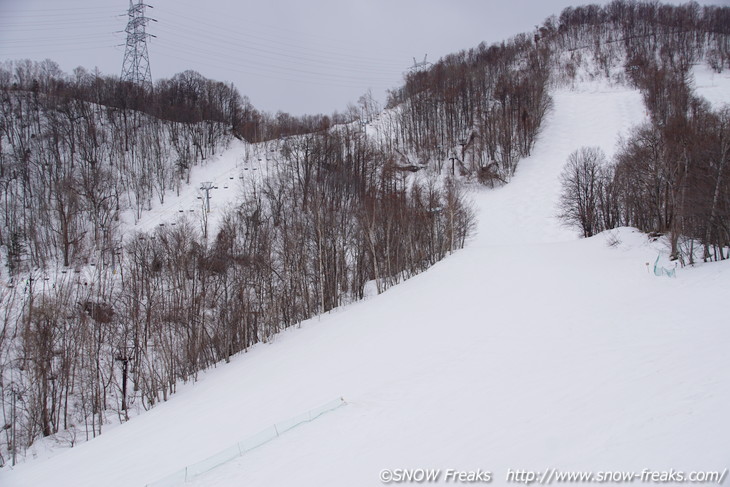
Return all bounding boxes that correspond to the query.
[0,55,474,466]
[0,0,728,467]
[551,2,730,261]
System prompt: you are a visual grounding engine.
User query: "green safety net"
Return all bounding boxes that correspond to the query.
[653,255,676,278]
[146,397,346,486]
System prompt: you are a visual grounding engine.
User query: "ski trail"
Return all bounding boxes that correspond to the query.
[473,84,646,247]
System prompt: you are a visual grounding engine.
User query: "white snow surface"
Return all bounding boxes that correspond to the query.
[119,139,270,238]
[693,64,730,110]
[2,76,729,486]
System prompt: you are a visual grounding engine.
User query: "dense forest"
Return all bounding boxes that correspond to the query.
[0,0,728,466]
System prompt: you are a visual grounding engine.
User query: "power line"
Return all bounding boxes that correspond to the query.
[166,0,413,58]
[152,48,398,90]
[151,31,402,78]
[159,10,408,67]
[1,33,115,45]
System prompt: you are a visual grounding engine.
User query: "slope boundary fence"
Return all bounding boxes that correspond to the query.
[145,397,347,486]
[653,254,677,278]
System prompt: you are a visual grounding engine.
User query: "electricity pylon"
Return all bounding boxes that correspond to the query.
[121,0,156,89]
[409,54,431,73]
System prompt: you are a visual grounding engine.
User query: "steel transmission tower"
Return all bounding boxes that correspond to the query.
[121,0,156,89]
[409,54,431,73]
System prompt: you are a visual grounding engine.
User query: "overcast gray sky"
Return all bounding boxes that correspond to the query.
[0,0,722,115]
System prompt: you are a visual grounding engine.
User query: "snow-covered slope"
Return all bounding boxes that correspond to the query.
[2,74,729,487]
[473,82,645,246]
[119,139,269,237]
